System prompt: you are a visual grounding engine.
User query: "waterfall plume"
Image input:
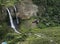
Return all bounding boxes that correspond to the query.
[6,8,20,34]
[13,6,19,24]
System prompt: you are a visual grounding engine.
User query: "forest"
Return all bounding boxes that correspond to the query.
[0,0,60,44]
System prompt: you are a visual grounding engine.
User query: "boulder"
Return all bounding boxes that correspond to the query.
[16,0,38,19]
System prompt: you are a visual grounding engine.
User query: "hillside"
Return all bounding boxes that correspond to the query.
[0,0,60,44]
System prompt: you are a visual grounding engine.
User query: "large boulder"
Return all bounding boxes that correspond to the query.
[16,0,38,19]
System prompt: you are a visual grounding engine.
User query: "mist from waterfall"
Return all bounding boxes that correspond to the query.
[6,8,20,34]
[14,6,19,24]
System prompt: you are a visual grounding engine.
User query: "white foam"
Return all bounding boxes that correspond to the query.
[6,8,20,34]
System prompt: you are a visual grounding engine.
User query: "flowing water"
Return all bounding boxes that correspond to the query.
[13,6,19,24]
[6,8,20,34]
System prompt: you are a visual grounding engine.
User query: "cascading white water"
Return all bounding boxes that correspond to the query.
[14,6,19,24]
[6,8,20,34]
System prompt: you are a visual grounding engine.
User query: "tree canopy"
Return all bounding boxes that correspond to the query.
[0,0,21,6]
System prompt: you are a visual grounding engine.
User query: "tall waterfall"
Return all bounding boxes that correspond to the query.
[6,8,20,34]
[13,6,19,24]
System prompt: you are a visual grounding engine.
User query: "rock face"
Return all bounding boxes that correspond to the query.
[16,0,38,19]
[0,0,38,21]
[0,5,7,21]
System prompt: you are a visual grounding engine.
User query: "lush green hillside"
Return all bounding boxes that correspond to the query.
[32,0,60,28]
[0,21,60,44]
[20,26,60,44]
[0,0,60,44]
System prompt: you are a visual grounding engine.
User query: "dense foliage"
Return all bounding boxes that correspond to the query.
[33,0,60,28]
[0,0,21,6]
[0,0,60,44]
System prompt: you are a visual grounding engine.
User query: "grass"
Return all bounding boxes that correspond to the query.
[0,22,60,44]
[18,26,60,44]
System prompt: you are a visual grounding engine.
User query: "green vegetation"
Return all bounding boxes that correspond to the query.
[0,0,60,44]
[20,26,60,44]
[0,19,60,44]
[33,0,60,28]
[0,0,21,7]
[1,23,60,44]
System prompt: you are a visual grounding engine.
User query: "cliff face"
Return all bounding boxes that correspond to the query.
[0,0,38,20]
[16,0,38,19]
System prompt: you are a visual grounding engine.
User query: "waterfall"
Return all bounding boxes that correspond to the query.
[13,6,19,24]
[6,8,20,34]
